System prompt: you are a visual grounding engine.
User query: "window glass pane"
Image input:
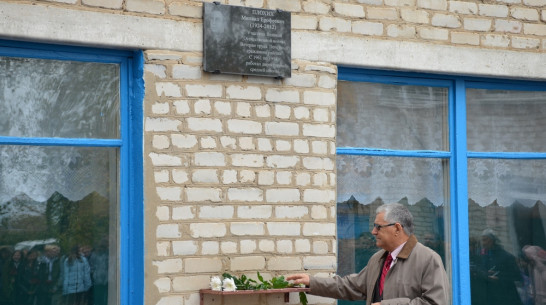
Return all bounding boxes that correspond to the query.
[0,146,119,305]
[468,159,546,305]
[337,155,451,305]
[0,57,120,139]
[467,89,546,152]
[337,81,449,151]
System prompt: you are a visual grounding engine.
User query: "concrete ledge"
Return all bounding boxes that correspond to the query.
[292,31,546,81]
[0,2,202,51]
[1,2,545,80]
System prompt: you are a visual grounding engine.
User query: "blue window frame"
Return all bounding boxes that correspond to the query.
[0,40,143,305]
[337,67,546,305]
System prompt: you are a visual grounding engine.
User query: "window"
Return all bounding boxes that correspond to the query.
[337,68,546,305]
[0,40,143,305]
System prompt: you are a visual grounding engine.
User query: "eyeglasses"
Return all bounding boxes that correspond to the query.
[373,223,397,231]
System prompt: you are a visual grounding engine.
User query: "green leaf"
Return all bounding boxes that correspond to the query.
[222,273,234,279]
[254,272,272,290]
[271,275,290,289]
[299,292,308,305]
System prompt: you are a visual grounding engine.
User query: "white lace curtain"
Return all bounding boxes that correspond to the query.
[337,81,546,209]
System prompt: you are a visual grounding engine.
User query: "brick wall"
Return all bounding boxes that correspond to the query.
[21,0,546,52]
[143,51,337,305]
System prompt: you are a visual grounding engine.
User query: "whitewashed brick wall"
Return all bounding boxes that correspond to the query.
[23,0,545,52]
[144,51,337,305]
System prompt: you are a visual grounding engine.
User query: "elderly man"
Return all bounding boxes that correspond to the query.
[287,203,449,305]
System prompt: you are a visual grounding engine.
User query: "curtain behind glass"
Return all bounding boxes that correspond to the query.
[337,80,451,305]
[468,159,546,305]
[467,88,546,305]
[0,57,120,139]
[467,89,546,152]
[337,81,449,151]
[0,56,120,305]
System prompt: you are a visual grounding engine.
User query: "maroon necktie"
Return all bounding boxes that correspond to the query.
[379,253,393,296]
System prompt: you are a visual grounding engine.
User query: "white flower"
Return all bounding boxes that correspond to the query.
[222,278,237,292]
[210,276,222,291]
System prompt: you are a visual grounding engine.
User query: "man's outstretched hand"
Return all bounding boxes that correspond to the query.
[286,274,310,286]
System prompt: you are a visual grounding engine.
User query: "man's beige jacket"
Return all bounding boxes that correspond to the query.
[309,235,450,305]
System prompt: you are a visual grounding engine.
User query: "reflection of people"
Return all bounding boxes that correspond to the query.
[1,250,22,305]
[90,238,109,305]
[287,203,449,305]
[37,245,61,305]
[523,245,546,305]
[62,246,91,305]
[355,233,379,274]
[79,244,93,305]
[470,229,524,305]
[0,247,11,305]
[17,249,41,305]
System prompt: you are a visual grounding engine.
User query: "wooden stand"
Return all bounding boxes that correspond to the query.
[199,288,310,305]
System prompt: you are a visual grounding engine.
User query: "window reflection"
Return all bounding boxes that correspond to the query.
[336,155,450,305]
[0,146,118,305]
[468,159,546,305]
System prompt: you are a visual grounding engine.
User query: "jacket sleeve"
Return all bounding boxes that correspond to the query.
[382,252,450,305]
[309,266,370,301]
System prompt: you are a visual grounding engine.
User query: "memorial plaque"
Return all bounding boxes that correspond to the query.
[203,2,291,78]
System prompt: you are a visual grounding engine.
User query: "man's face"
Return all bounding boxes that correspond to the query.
[210,11,225,33]
[372,212,398,252]
[47,247,60,258]
[481,236,494,250]
[80,246,92,257]
[46,249,54,258]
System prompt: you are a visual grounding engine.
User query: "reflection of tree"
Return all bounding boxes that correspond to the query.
[0,191,110,253]
[47,192,109,252]
[46,192,71,238]
[13,216,47,233]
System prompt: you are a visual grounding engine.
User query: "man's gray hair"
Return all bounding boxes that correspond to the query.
[481,228,499,244]
[376,203,414,236]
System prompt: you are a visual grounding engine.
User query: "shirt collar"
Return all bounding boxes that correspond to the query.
[390,241,407,263]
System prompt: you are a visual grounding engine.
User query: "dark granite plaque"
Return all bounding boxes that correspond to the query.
[203,2,291,78]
